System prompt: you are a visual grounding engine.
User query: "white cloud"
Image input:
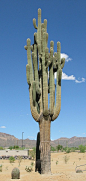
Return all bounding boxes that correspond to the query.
[54,72,75,80]
[82,133,85,135]
[62,72,75,80]
[0,126,6,128]
[61,53,72,62]
[54,72,85,83]
[75,78,85,83]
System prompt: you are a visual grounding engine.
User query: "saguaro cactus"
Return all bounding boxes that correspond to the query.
[24,8,65,174]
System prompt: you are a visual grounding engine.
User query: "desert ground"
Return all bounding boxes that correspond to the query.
[0,152,86,181]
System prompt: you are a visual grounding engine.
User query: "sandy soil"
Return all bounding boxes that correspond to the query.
[0,152,86,181]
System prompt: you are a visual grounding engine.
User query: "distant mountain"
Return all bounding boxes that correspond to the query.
[0,132,86,148]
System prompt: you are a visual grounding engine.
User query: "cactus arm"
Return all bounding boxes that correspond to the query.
[25,38,42,120]
[51,69,62,121]
[29,85,42,122]
[37,8,41,71]
[42,32,48,117]
[32,44,38,82]
[24,38,34,83]
[61,58,65,69]
[34,33,37,44]
[33,18,37,29]
[26,64,30,85]
[44,19,48,48]
[51,42,62,121]
[38,8,41,46]
[49,41,54,116]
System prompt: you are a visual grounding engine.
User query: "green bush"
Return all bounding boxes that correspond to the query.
[79,145,85,153]
[76,169,83,173]
[25,166,33,172]
[9,156,15,163]
[56,145,63,151]
[63,155,70,164]
[29,147,36,160]
[0,165,2,172]
[70,147,76,152]
[8,146,24,150]
[51,146,56,152]
[0,147,3,150]
[17,156,22,166]
[13,145,19,149]
[10,145,20,149]
[63,147,67,152]
[56,160,58,165]
[8,146,13,150]
[66,148,71,153]
[31,162,34,166]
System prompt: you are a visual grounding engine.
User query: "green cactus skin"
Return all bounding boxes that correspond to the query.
[11,167,20,179]
[25,8,65,174]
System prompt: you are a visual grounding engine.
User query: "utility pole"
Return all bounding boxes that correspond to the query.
[22,132,24,149]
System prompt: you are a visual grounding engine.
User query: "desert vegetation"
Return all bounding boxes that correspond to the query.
[1,144,86,153]
[0,146,86,180]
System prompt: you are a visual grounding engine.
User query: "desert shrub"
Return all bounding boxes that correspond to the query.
[63,155,69,164]
[29,147,36,160]
[5,166,8,170]
[8,146,13,150]
[70,147,76,152]
[76,169,83,173]
[31,162,34,166]
[17,156,22,166]
[13,145,19,149]
[66,148,71,153]
[0,147,3,150]
[75,147,79,150]
[56,160,58,165]
[9,156,15,163]
[63,147,67,151]
[0,165,2,172]
[25,166,33,172]
[79,145,85,153]
[56,145,63,152]
[51,146,56,152]
[19,147,25,150]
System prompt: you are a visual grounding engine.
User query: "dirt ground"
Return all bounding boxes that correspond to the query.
[0,152,86,181]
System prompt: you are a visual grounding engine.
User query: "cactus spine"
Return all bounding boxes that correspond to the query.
[25,8,65,174]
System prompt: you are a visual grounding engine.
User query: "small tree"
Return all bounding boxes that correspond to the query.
[9,156,15,163]
[51,146,56,152]
[0,147,3,150]
[56,145,63,152]
[79,145,85,153]
[8,146,13,150]
[66,147,71,153]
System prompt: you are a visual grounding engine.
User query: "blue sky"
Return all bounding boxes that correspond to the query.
[0,0,86,141]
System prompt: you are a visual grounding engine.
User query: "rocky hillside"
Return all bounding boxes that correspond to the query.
[0,132,86,148]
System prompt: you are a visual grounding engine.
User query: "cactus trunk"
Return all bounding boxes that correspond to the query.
[39,117,51,174]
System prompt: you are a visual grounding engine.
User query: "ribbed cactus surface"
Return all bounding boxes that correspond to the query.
[11,167,20,179]
[25,8,65,174]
